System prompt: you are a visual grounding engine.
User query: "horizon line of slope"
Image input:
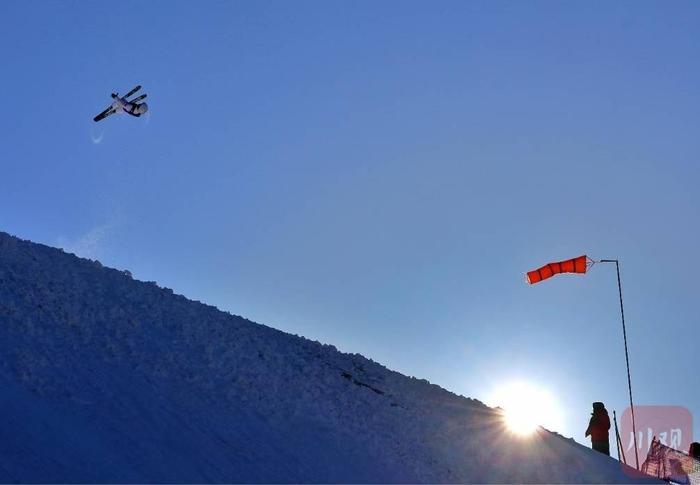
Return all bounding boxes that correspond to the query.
[0,230,662,483]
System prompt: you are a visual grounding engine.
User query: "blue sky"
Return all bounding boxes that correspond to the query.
[2,1,699,446]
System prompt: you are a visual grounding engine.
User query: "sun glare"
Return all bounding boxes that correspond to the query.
[489,381,563,437]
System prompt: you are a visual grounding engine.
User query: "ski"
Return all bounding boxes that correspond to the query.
[123,85,141,99]
[130,93,147,104]
[93,107,115,122]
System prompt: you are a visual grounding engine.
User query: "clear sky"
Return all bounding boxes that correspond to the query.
[2,0,699,447]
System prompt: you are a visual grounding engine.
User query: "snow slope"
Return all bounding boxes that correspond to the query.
[0,231,660,483]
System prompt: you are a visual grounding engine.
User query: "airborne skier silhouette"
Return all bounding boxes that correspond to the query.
[93,85,149,122]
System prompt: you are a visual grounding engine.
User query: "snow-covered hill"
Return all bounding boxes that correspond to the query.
[0,231,659,483]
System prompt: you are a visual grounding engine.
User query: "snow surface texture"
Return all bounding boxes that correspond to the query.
[0,231,661,483]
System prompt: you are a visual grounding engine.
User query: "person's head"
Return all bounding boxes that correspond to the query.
[689,442,700,459]
[592,402,606,412]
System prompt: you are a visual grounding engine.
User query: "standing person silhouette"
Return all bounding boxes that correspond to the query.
[585,402,611,456]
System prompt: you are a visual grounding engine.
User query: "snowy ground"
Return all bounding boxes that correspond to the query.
[0,231,661,483]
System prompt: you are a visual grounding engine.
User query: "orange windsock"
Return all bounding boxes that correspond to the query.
[527,255,588,284]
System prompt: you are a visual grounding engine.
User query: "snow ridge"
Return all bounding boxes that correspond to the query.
[0,231,658,483]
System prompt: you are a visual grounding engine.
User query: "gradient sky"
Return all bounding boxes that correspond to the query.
[2,0,699,447]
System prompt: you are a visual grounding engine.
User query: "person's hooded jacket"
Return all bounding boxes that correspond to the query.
[585,402,610,442]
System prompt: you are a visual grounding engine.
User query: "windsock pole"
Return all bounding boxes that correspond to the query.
[600,259,639,469]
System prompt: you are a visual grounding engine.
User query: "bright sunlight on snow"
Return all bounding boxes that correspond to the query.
[488,381,564,436]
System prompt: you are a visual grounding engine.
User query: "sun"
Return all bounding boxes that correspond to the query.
[489,381,563,436]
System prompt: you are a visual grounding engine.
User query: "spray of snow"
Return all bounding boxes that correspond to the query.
[56,222,115,260]
[90,127,104,144]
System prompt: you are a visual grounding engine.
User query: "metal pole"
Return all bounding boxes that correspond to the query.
[613,410,626,465]
[600,259,639,469]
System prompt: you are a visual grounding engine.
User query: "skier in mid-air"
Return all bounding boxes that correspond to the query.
[93,85,148,122]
